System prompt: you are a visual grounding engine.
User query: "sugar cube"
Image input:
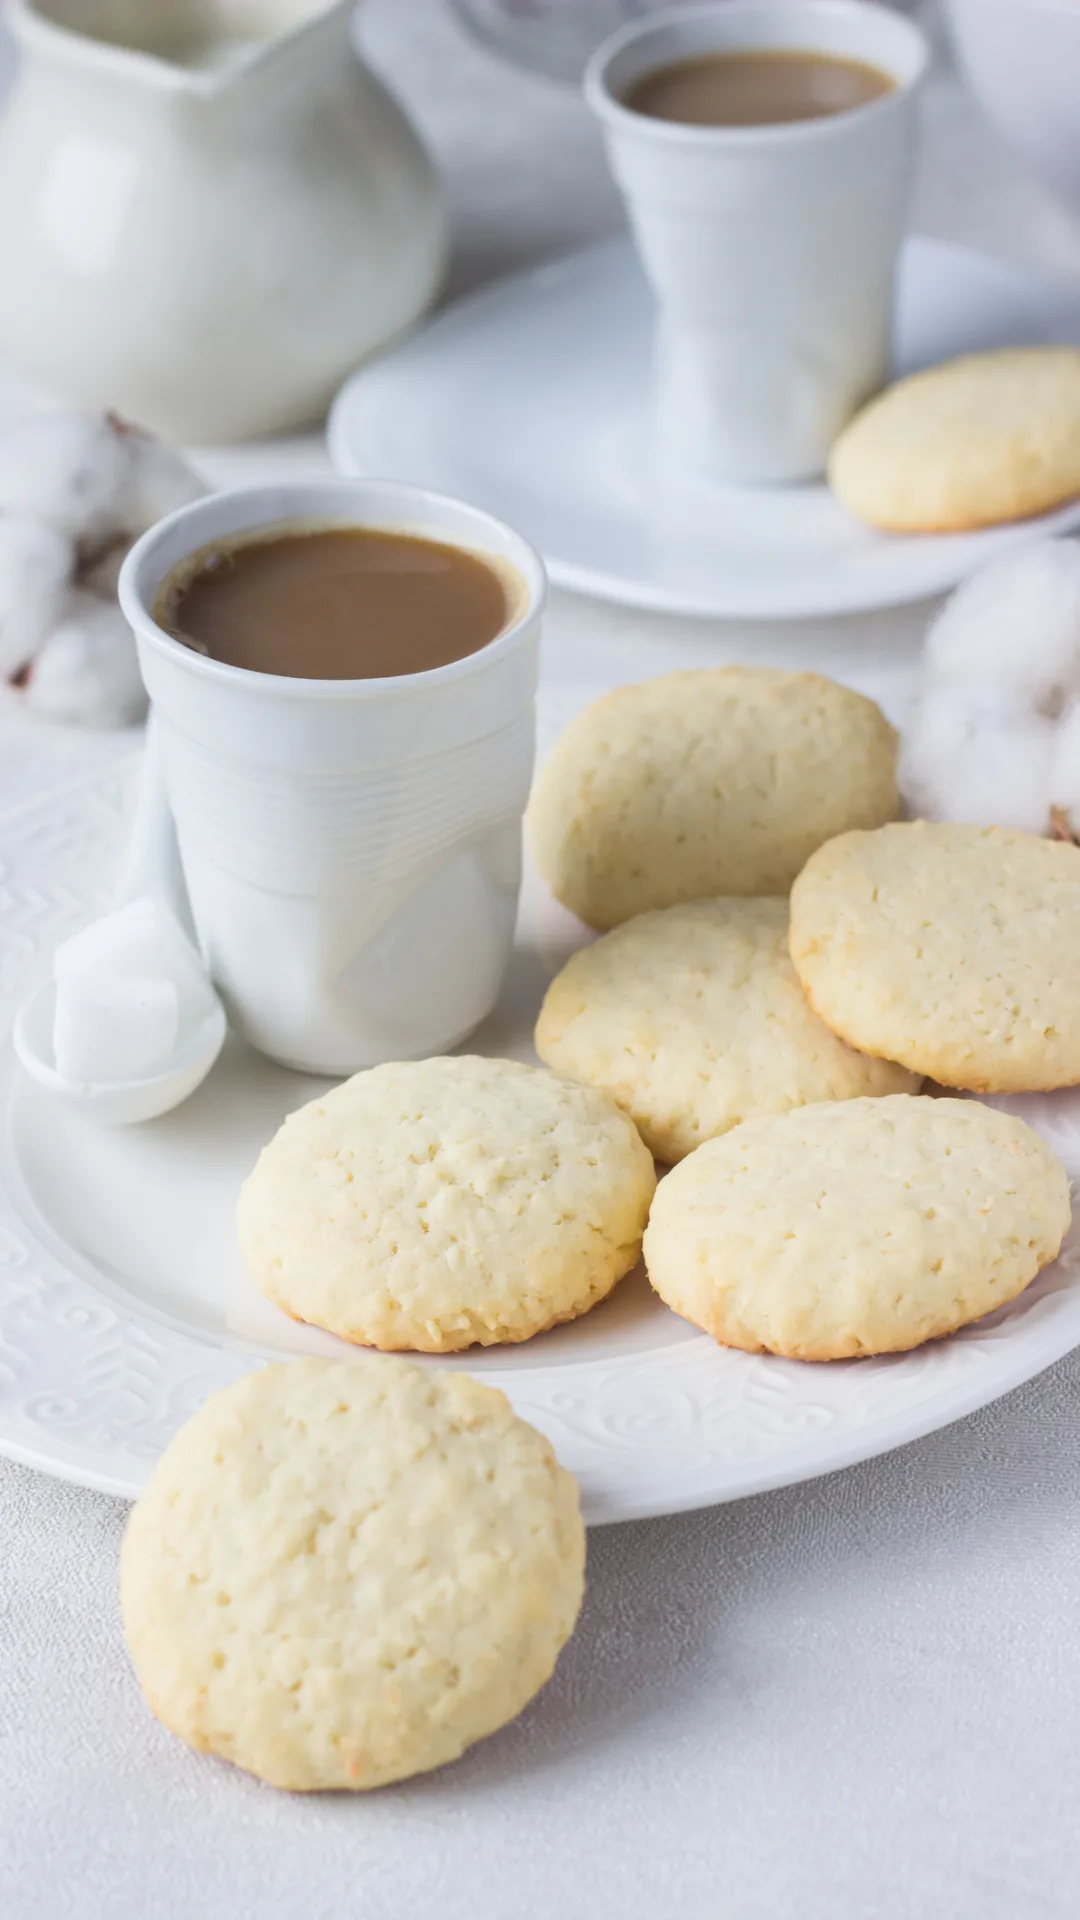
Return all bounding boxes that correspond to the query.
[53,897,213,1028]
[53,973,179,1083]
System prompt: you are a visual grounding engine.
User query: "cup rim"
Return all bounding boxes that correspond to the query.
[584,0,930,148]
[118,478,548,703]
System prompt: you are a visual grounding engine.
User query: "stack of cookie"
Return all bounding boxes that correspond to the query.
[120,665,1079,1795]
[229,663,1074,1374]
[529,667,1074,1360]
[530,665,920,1160]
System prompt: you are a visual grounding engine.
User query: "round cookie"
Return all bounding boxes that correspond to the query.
[643,1095,1070,1361]
[526,667,898,930]
[828,347,1080,533]
[238,1055,656,1352]
[789,820,1080,1092]
[120,1357,585,1791]
[534,897,919,1163]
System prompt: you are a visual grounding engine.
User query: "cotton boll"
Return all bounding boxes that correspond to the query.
[0,514,76,678]
[0,413,202,730]
[0,413,129,547]
[23,589,147,728]
[1048,700,1080,831]
[925,539,1080,710]
[77,539,130,599]
[899,678,1054,832]
[117,431,205,535]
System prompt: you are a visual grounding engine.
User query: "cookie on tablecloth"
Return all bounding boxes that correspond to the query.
[120,1357,585,1790]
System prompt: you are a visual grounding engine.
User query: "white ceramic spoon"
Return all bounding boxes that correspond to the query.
[13,719,227,1123]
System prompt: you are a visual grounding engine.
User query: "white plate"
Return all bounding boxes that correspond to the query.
[3,714,1080,1525]
[330,236,1080,620]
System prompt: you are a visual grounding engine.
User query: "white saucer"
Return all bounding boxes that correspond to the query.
[4,691,1080,1525]
[330,236,1080,620]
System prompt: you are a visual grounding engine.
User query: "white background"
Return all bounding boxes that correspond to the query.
[3,4,1080,1915]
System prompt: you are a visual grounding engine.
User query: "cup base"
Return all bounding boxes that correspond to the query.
[654,327,873,489]
[235,1004,498,1080]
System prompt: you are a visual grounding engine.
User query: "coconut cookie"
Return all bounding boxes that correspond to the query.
[120,1357,585,1791]
[644,1096,1070,1361]
[789,820,1080,1092]
[526,668,898,930]
[828,348,1080,533]
[535,898,919,1163]
[238,1055,655,1352]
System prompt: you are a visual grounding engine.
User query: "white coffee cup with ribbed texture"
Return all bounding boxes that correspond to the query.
[586,0,928,484]
[120,480,545,1075]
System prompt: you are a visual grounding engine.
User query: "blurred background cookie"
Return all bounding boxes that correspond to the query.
[527,668,898,930]
[644,1096,1070,1361]
[238,1055,655,1351]
[828,347,1080,533]
[789,820,1080,1091]
[121,1358,585,1791]
[535,897,918,1163]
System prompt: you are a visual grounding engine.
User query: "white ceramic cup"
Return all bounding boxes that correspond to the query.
[585,0,929,484]
[119,480,545,1075]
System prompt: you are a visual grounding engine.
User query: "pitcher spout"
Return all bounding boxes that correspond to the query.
[5,0,358,96]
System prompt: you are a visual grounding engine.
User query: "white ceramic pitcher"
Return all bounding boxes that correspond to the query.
[0,1,446,440]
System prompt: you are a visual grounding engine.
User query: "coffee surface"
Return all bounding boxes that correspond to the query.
[160,526,510,680]
[623,48,893,128]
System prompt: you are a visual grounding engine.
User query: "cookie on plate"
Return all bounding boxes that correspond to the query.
[534,897,919,1163]
[238,1055,655,1352]
[828,347,1080,532]
[643,1095,1070,1361]
[120,1357,585,1791]
[526,668,898,930]
[789,820,1080,1091]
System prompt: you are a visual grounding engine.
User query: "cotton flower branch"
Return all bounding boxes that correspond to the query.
[899,538,1080,842]
[0,410,204,728]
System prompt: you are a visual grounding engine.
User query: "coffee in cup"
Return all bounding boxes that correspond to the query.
[157,526,514,681]
[622,48,894,128]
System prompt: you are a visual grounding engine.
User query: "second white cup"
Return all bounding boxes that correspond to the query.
[120,480,545,1076]
[586,0,928,485]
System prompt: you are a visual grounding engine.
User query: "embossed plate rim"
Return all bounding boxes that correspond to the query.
[3,761,1080,1524]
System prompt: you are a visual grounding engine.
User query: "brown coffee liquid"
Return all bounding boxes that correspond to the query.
[159,527,511,680]
[623,48,894,128]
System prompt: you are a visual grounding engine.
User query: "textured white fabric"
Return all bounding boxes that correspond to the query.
[4,3,1080,1914]
[5,1362,1080,1919]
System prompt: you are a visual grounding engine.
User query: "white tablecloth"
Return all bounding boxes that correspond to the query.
[4,6,1080,1915]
